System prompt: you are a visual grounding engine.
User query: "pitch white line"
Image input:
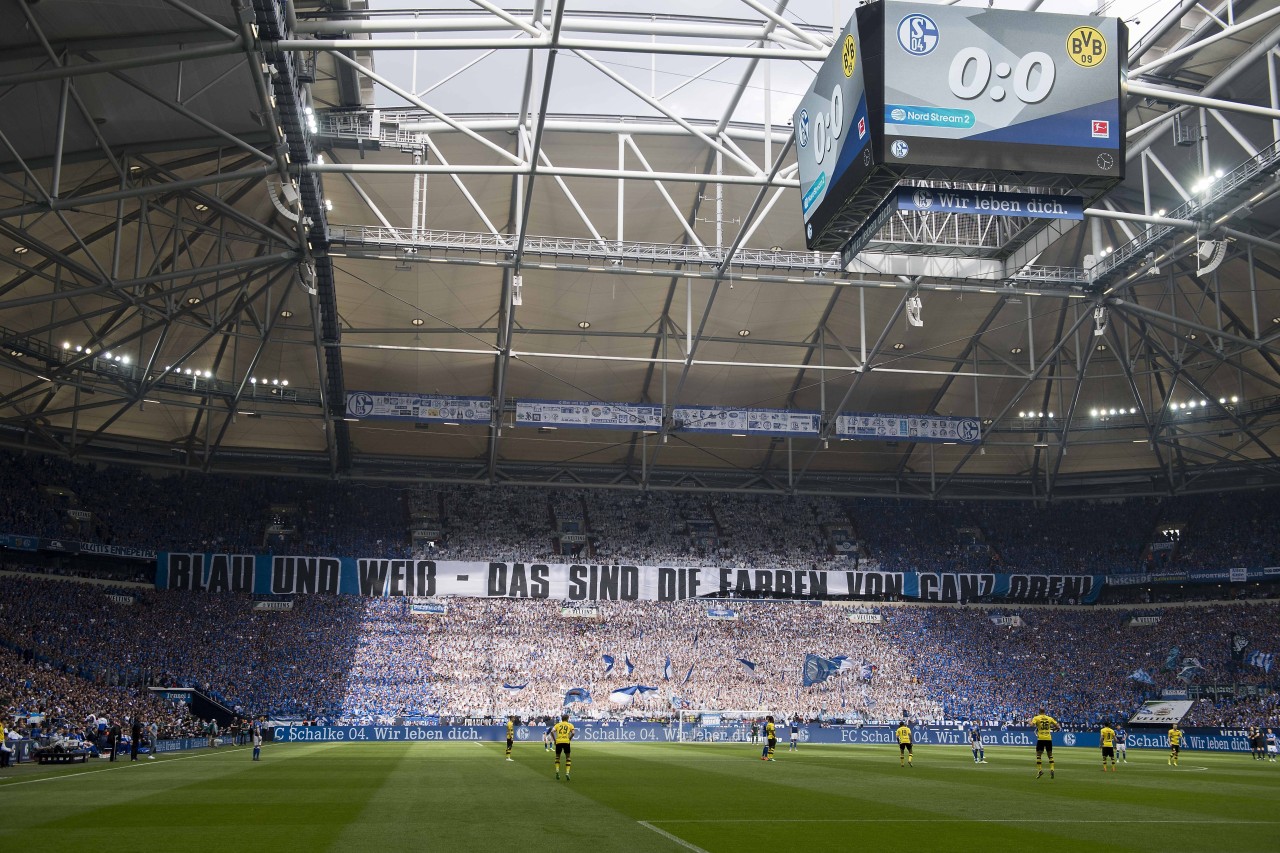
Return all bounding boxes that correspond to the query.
[648,818,1280,825]
[0,746,254,788]
[638,820,713,852]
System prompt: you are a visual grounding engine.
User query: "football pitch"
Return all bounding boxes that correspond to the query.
[1,742,1276,852]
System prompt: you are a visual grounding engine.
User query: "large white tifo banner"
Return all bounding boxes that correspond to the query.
[1128,700,1195,725]
[157,554,1103,603]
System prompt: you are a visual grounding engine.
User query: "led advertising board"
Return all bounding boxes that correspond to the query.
[794,14,875,248]
[864,1,1125,177]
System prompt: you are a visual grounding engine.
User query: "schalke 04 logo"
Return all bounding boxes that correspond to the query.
[897,13,938,56]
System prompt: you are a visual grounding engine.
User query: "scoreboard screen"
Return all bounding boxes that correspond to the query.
[869,1,1125,177]
[794,15,874,248]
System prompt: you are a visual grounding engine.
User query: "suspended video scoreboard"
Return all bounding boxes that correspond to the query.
[798,0,1125,250]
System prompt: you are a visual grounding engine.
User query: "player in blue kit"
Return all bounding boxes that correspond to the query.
[969,724,986,763]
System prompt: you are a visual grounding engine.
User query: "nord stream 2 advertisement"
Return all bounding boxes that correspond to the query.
[795,13,873,248]
[872,1,1125,177]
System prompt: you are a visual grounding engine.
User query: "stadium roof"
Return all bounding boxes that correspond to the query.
[2,0,1280,500]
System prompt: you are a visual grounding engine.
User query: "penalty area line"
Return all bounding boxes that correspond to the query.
[638,820,712,852]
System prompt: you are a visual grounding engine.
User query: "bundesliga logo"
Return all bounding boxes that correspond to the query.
[1091,120,1109,138]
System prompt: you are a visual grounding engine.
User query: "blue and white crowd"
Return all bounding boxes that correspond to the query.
[1,449,1278,744]
[2,449,1278,574]
[2,575,1277,733]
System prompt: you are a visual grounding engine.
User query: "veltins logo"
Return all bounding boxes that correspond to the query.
[897,14,938,56]
[891,140,910,159]
[841,34,857,77]
[1063,732,1077,747]
[798,109,809,148]
[912,189,934,210]
[1067,26,1107,68]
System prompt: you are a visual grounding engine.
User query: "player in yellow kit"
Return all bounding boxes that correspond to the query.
[1030,709,1060,779]
[760,715,777,761]
[896,722,913,768]
[1099,724,1117,772]
[553,714,574,780]
[505,716,516,761]
[1168,724,1182,766]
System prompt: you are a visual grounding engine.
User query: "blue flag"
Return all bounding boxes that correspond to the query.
[609,685,649,705]
[663,657,672,681]
[563,687,592,706]
[803,654,839,687]
[1164,646,1181,671]
[1247,650,1274,673]
[1177,658,1205,682]
[737,658,758,675]
[625,655,635,676]
[501,682,527,691]
[602,654,615,674]
[860,661,877,681]
[683,663,695,684]
[1128,668,1156,685]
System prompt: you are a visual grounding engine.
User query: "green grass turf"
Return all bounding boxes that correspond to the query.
[1,742,1277,852]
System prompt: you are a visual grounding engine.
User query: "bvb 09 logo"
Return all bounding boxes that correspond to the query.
[1066,26,1107,67]
[841,34,857,77]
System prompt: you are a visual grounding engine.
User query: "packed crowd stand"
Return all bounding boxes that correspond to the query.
[3,451,1279,577]
[2,574,1276,739]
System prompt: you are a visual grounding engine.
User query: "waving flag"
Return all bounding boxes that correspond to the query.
[663,657,672,681]
[831,655,855,673]
[684,663,696,684]
[860,661,878,681]
[737,658,758,675]
[802,654,839,687]
[1247,650,1274,673]
[501,682,527,692]
[1176,657,1205,681]
[625,655,635,676]
[563,687,592,706]
[602,654,615,675]
[1127,668,1156,685]
[1163,646,1181,671]
[1230,633,1250,661]
[608,685,658,705]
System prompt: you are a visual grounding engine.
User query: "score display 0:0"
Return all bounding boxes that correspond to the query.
[811,85,845,165]
[948,48,1055,104]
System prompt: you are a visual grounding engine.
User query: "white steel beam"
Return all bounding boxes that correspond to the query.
[275,38,827,61]
[304,162,799,187]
